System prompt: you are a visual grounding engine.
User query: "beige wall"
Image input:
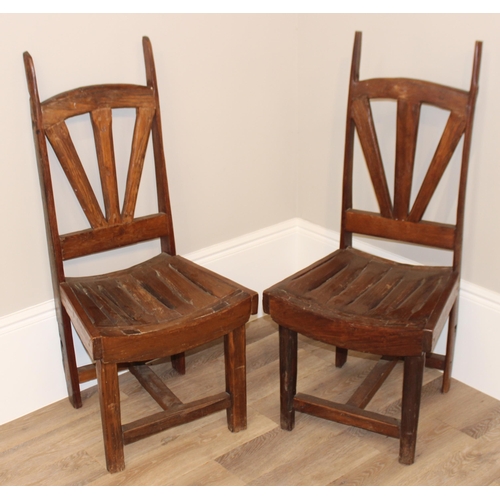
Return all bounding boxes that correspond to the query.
[1,13,499,318]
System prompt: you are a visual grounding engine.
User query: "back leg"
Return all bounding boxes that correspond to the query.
[442,301,459,393]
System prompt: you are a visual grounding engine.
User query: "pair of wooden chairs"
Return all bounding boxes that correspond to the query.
[24,33,481,472]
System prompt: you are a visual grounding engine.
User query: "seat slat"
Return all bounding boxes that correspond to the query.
[286,249,359,295]
[69,282,118,327]
[116,274,184,323]
[130,264,197,315]
[305,253,370,301]
[331,265,404,313]
[81,280,145,325]
[151,260,220,309]
[172,256,253,299]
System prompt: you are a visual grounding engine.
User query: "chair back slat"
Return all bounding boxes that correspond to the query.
[46,120,107,229]
[394,100,421,220]
[122,106,156,222]
[351,97,393,218]
[408,112,467,223]
[90,107,121,225]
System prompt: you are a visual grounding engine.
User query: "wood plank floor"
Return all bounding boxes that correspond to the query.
[1,316,500,486]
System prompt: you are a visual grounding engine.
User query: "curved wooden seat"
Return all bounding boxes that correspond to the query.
[62,254,257,362]
[264,247,458,357]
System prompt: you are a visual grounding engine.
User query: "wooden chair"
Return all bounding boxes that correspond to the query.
[24,37,258,473]
[263,32,482,464]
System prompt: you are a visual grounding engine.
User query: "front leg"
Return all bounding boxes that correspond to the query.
[224,326,247,432]
[280,326,298,431]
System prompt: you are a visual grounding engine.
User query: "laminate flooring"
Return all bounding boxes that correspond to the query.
[1,316,500,486]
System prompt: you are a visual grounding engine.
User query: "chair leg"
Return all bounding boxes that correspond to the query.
[399,354,425,465]
[58,306,82,409]
[96,360,125,473]
[280,326,298,431]
[171,352,186,375]
[224,325,247,432]
[336,347,348,368]
[442,301,459,393]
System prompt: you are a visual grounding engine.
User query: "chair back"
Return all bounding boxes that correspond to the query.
[24,37,175,286]
[340,32,482,273]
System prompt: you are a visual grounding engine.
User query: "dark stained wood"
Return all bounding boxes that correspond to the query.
[344,209,456,249]
[350,96,393,218]
[129,364,183,410]
[335,347,348,368]
[96,360,125,473]
[41,85,155,126]
[346,357,399,409]
[91,108,121,225]
[279,326,297,431]
[122,393,231,445]
[394,100,420,220]
[409,112,467,223]
[293,393,400,438]
[24,36,257,473]
[2,318,499,486]
[78,363,97,384]
[46,121,107,229]
[263,31,482,467]
[122,106,156,222]
[442,302,459,393]
[399,355,425,464]
[425,352,446,371]
[24,51,82,409]
[224,326,247,432]
[143,37,176,257]
[265,247,460,357]
[60,214,173,261]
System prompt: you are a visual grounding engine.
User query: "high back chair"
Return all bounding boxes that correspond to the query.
[24,37,257,473]
[263,32,481,464]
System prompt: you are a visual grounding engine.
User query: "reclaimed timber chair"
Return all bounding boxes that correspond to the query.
[263,32,482,464]
[24,37,258,473]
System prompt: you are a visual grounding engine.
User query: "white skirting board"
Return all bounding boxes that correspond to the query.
[1,218,499,425]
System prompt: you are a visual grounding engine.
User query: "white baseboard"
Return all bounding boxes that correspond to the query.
[0,301,67,425]
[1,218,499,425]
